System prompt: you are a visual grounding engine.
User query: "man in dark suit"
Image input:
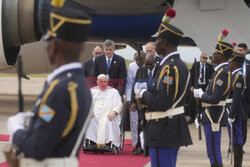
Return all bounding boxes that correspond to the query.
[83,45,103,77]
[92,39,127,96]
[7,3,92,164]
[131,54,160,155]
[145,42,162,64]
[237,43,250,148]
[188,53,214,124]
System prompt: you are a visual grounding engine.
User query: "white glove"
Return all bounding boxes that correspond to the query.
[134,82,147,95]
[195,118,200,129]
[7,112,33,139]
[193,88,204,98]
[228,117,235,127]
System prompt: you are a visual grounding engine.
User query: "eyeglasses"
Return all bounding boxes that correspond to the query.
[94,52,102,55]
[202,57,208,60]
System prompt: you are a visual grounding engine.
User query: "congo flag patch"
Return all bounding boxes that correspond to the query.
[163,76,173,85]
[38,105,55,122]
[236,83,242,88]
[216,79,223,86]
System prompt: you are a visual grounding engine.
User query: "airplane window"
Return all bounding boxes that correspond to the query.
[244,0,250,8]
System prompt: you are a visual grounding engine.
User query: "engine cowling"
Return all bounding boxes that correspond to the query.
[0,0,50,66]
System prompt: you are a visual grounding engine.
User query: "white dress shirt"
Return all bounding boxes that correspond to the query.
[125,61,139,101]
[198,62,206,85]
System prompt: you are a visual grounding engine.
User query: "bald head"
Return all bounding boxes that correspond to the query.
[145,42,156,56]
[145,54,156,71]
[92,45,103,58]
[134,51,146,66]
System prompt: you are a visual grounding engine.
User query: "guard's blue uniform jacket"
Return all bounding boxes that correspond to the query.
[227,68,246,146]
[13,63,92,160]
[227,69,246,121]
[201,62,232,125]
[142,52,193,148]
[200,62,232,165]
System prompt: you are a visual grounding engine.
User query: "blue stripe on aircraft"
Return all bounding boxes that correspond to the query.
[89,15,163,42]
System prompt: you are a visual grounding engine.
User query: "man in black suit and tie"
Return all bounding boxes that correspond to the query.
[92,39,127,96]
[188,53,214,124]
[83,45,103,77]
[145,42,162,64]
[237,43,250,148]
[131,54,160,155]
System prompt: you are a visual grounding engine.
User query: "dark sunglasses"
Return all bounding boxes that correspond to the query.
[202,57,208,60]
[94,52,102,55]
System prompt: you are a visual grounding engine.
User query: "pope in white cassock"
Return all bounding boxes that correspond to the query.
[85,74,123,148]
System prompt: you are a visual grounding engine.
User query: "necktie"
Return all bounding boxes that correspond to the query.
[148,70,153,86]
[107,58,111,71]
[200,64,205,83]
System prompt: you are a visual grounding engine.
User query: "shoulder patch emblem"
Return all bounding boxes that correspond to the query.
[163,76,173,84]
[238,71,243,75]
[216,79,223,86]
[236,83,242,88]
[38,105,55,122]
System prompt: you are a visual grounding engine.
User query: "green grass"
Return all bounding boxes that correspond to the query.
[0,73,48,78]
[0,73,17,77]
[125,59,133,69]
[186,62,193,70]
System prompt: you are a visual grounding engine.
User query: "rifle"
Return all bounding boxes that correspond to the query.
[226,123,233,167]
[194,58,202,140]
[17,55,24,112]
[2,55,24,167]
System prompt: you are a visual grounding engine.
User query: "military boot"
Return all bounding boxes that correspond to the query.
[234,145,243,167]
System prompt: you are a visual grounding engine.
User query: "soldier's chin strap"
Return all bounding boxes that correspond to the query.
[70,101,94,157]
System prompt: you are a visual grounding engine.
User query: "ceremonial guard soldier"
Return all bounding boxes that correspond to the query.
[134,9,192,167]
[6,1,93,166]
[194,29,233,167]
[227,50,246,167]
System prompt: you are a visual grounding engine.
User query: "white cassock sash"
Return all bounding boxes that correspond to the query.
[96,106,111,145]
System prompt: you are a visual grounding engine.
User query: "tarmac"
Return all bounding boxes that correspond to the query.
[0,76,250,167]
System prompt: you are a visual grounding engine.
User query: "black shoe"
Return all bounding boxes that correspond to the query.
[134,147,143,155]
[187,119,194,124]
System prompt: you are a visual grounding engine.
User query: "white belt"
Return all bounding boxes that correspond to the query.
[145,106,184,120]
[226,99,233,104]
[205,107,225,132]
[201,100,227,107]
[19,157,78,167]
